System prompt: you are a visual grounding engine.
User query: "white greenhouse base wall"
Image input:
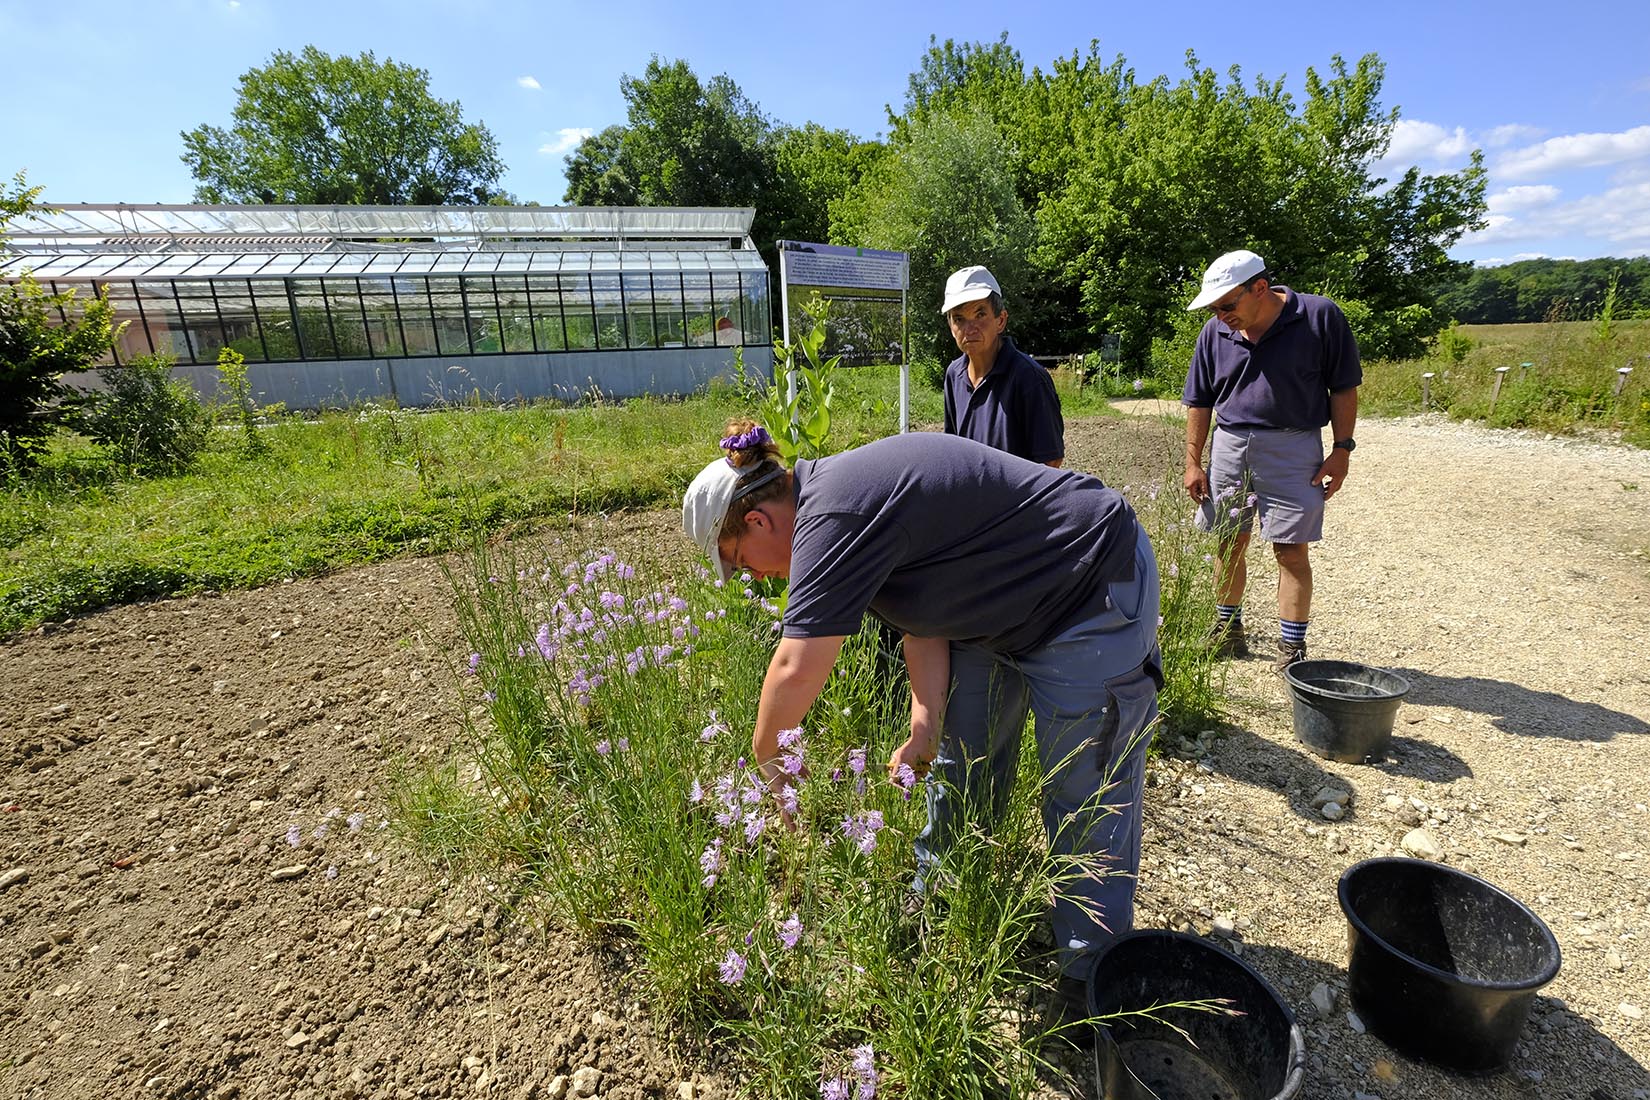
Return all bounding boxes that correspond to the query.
[65,346,773,412]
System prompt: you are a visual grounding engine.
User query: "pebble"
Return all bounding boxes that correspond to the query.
[1211,915,1237,938]
[571,1067,600,1097]
[544,1075,568,1100]
[425,924,451,948]
[270,865,307,881]
[1401,828,1443,860]
[0,867,27,891]
[1310,787,1351,811]
[1320,801,1345,822]
[1490,832,1527,847]
[1347,1010,1367,1034]
[1622,1003,1644,1020]
[286,1031,309,1048]
[1606,950,1625,971]
[1309,983,1336,1017]
[677,1083,696,1100]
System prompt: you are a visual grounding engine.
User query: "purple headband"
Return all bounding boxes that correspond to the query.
[719,425,772,451]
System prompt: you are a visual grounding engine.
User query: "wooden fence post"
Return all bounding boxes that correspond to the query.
[1491,366,1511,407]
[1616,365,1634,399]
[1421,372,1435,411]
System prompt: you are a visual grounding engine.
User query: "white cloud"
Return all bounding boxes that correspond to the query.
[538,128,594,156]
[1383,120,1475,165]
[1483,124,1543,148]
[1462,179,1650,254]
[1475,252,1563,267]
[1487,185,1560,213]
[517,76,541,91]
[1496,125,1650,179]
[227,0,240,7]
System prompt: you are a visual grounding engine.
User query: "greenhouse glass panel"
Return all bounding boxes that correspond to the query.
[394,277,439,357]
[213,282,267,363]
[681,271,715,347]
[652,272,687,347]
[427,277,470,355]
[174,283,228,364]
[623,273,658,349]
[710,271,741,347]
[247,280,300,361]
[288,278,339,359]
[103,281,156,361]
[322,280,371,359]
[494,276,535,354]
[358,277,404,358]
[560,275,597,350]
[135,281,188,360]
[741,271,770,346]
[527,276,566,351]
[591,273,627,350]
[462,277,501,353]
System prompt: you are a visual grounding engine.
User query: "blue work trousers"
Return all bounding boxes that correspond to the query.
[915,526,1161,980]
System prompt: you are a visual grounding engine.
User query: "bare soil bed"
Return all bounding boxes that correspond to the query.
[4,413,1648,1100]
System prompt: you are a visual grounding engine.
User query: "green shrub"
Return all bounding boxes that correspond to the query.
[76,354,210,476]
[1433,320,1473,364]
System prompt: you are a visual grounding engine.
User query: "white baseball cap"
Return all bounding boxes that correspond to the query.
[682,458,786,581]
[1187,250,1268,311]
[940,265,1002,314]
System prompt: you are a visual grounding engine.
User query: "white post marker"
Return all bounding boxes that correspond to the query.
[1616,365,1634,399]
[1422,372,1435,411]
[1492,366,1512,407]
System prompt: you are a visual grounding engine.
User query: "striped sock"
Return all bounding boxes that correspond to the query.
[1216,604,1243,626]
[1280,619,1309,647]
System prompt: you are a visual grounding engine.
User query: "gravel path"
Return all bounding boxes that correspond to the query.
[2,414,1647,1100]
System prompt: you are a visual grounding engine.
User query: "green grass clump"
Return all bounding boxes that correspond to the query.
[1360,319,1650,445]
[402,532,1197,1096]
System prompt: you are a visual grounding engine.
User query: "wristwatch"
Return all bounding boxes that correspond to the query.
[1333,438,1356,452]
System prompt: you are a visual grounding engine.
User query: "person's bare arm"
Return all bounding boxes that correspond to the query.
[1315,387,1359,500]
[890,634,949,776]
[1184,405,1213,502]
[752,635,845,788]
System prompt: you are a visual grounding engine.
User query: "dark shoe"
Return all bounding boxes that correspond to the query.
[1204,618,1249,658]
[1273,639,1306,673]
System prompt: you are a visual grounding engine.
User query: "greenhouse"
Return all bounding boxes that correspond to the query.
[0,204,773,409]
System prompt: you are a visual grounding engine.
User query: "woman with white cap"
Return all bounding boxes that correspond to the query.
[682,417,1162,995]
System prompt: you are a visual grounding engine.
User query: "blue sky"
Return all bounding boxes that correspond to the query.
[3,0,1647,265]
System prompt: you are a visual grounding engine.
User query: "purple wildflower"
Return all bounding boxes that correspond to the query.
[778,913,803,950]
[851,1044,878,1099]
[777,783,799,817]
[1228,506,1241,518]
[777,726,804,749]
[285,823,301,847]
[848,747,867,775]
[595,739,611,756]
[780,752,805,777]
[465,652,481,675]
[1246,492,1258,506]
[841,810,886,855]
[688,779,705,804]
[743,812,768,844]
[325,865,339,880]
[615,737,630,752]
[718,948,747,985]
[699,838,724,888]
[347,811,365,833]
[892,763,917,800]
[821,1079,851,1100]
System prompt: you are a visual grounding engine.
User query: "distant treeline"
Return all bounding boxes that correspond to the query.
[1434,257,1650,325]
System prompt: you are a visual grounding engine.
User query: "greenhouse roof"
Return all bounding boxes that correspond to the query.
[4,203,756,244]
[1,247,768,283]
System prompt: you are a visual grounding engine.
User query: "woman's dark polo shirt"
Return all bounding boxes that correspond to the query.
[781,433,1138,655]
[943,335,1065,463]
[1182,287,1362,431]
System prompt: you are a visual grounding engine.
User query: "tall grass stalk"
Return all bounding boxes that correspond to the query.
[410,530,1192,1096]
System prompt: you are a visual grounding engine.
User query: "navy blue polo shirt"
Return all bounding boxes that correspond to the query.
[1182,288,1362,431]
[943,335,1065,463]
[782,433,1139,655]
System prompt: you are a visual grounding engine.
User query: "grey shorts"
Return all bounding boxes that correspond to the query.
[1195,426,1325,543]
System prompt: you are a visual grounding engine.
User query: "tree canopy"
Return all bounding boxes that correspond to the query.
[1433,257,1650,324]
[181,47,505,205]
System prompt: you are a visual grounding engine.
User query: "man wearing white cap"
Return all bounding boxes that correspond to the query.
[1181,250,1361,671]
[940,266,1064,466]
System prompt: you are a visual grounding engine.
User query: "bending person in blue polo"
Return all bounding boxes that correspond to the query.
[940,265,1065,466]
[682,419,1161,1016]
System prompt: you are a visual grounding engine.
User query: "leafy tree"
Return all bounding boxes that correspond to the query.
[181,46,505,205]
[834,109,1035,359]
[1,173,117,473]
[767,124,884,249]
[563,126,640,207]
[890,33,1027,142]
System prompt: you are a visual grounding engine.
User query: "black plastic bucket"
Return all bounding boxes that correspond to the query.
[1338,858,1562,1074]
[1283,660,1410,763]
[1086,930,1306,1100]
